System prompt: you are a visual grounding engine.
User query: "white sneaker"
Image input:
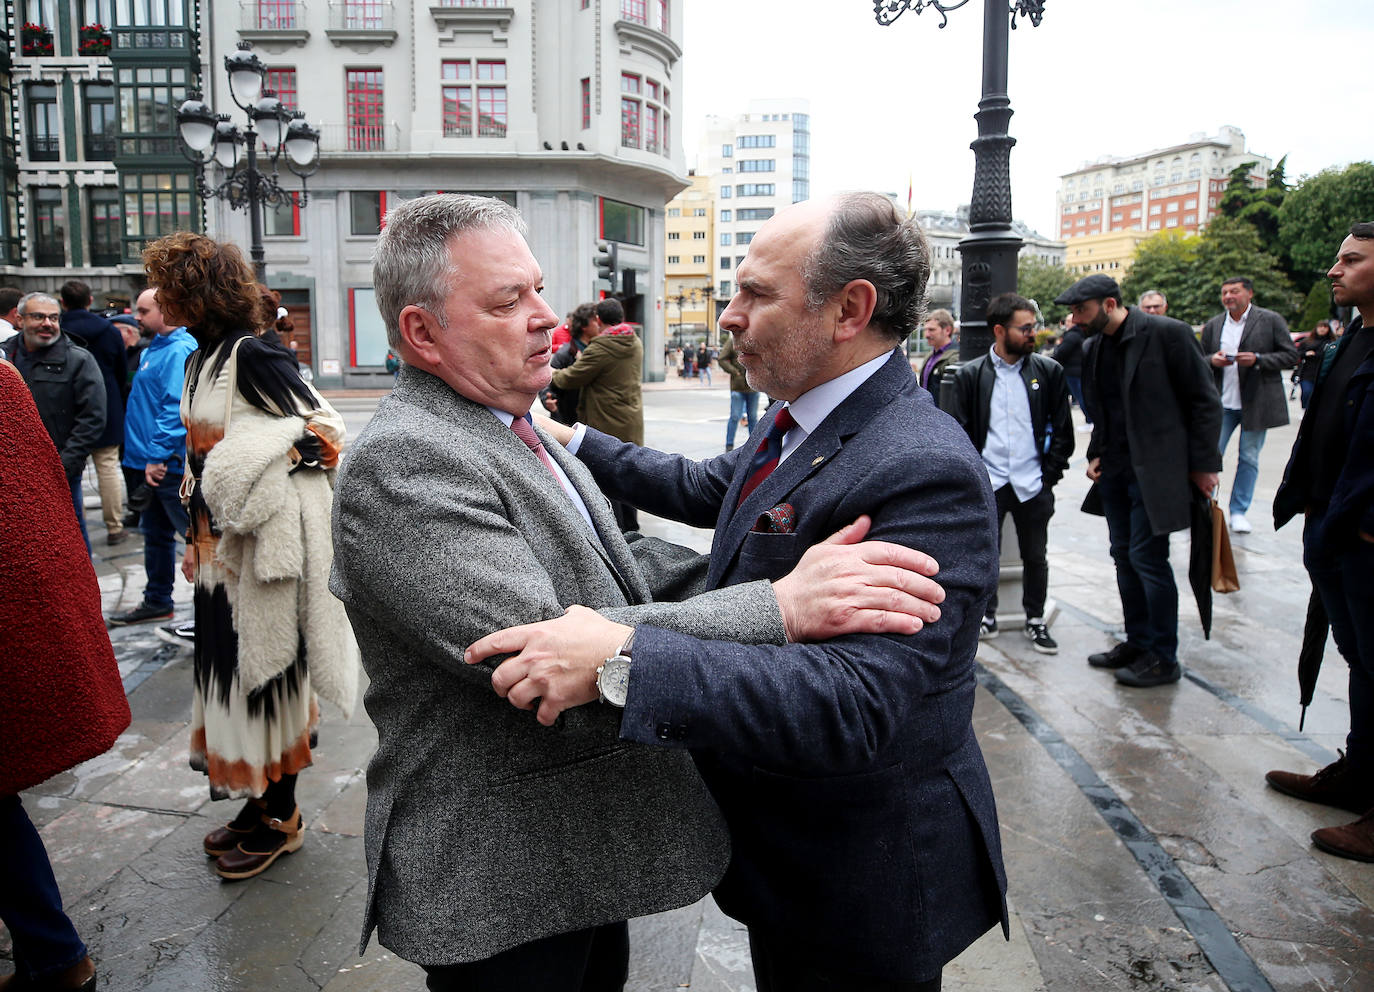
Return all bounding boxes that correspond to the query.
[1229,513,1252,534]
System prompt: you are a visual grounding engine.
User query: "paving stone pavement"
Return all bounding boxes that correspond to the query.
[7,383,1371,991]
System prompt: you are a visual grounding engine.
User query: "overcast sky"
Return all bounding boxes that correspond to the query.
[681,0,1372,237]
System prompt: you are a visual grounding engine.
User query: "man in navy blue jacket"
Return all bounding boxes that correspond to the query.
[472,194,1007,990]
[60,280,127,544]
[1268,223,1374,861]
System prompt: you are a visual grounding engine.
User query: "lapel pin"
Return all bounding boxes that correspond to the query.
[811,456,824,466]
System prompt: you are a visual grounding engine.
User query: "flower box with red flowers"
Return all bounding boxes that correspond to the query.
[78,24,112,55]
[21,24,54,56]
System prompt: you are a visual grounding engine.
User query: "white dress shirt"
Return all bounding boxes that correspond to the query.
[1219,304,1249,411]
[490,407,596,531]
[982,347,1042,502]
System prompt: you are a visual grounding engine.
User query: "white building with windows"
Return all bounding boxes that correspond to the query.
[1056,125,1271,242]
[696,98,809,305]
[205,0,687,386]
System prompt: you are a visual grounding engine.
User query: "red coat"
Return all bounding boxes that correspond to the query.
[0,360,130,796]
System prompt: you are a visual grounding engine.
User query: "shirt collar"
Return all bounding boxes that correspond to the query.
[783,349,893,435]
[1226,304,1251,324]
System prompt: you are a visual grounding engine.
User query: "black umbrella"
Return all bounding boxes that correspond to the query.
[1297,588,1329,732]
[1188,488,1214,639]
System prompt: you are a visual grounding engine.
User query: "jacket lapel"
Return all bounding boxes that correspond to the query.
[706,350,911,589]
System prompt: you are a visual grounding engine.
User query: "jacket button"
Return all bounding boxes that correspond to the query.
[656,722,673,740]
[673,725,688,741]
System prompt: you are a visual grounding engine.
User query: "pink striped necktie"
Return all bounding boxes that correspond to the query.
[737,406,796,506]
[511,415,564,483]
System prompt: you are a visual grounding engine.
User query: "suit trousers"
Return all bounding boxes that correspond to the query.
[421,921,629,992]
[1304,512,1374,775]
[986,484,1053,620]
[89,444,125,534]
[748,930,940,992]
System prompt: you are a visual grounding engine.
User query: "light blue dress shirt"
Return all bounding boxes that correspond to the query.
[982,347,1042,502]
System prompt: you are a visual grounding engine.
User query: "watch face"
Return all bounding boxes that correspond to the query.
[599,656,631,707]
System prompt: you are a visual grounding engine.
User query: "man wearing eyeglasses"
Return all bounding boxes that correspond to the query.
[2,292,106,553]
[947,291,1074,654]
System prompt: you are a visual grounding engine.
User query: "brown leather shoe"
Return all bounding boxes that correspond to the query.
[1312,807,1374,862]
[203,798,266,856]
[1266,753,1373,814]
[214,808,304,881]
[0,955,97,990]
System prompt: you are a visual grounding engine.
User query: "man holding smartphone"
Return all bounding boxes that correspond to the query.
[1200,277,1297,534]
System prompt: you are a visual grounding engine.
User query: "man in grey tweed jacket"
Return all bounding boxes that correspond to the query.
[329,195,945,991]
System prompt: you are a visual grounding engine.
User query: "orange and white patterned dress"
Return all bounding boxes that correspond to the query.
[180,334,344,800]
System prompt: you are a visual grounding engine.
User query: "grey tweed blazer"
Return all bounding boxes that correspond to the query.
[329,365,785,966]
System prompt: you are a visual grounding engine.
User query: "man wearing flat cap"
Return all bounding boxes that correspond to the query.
[1058,274,1221,688]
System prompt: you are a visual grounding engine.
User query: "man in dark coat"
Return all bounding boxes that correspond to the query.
[472,194,1008,991]
[1267,222,1374,861]
[948,291,1074,653]
[1199,276,1298,534]
[918,307,958,408]
[1062,274,1221,688]
[60,279,128,544]
[544,302,596,427]
[2,292,106,553]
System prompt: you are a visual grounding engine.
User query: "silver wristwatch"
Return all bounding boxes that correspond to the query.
[595,629,635,707]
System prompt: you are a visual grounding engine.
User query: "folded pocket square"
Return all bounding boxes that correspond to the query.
[752,502,796,534]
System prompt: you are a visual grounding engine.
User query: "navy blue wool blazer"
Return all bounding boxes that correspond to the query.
[577,349,1009,982]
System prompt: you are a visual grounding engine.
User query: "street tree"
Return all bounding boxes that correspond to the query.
[1016,256,1075,324]
[1296,280,1333,333]
[1196,216,1298,322]
[1121,231,1210,323]
[1277,162,1374,279]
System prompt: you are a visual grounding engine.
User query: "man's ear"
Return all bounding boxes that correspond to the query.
[833,279,878,342]
[398,304,440,366]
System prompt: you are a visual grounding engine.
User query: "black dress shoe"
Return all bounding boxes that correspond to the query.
[1114,651,1182,687]
[1088,641,1141,669]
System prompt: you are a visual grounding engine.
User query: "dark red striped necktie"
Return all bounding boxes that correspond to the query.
[737,406,796,506]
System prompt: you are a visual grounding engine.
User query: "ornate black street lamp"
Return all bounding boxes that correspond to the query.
[875,1,1045,360]
[176,41,320,281]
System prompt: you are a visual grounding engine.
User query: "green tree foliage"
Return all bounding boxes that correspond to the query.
[1219,157,1288,248]
[1122,220,1297,325]
[1016,256,1076,324]
[1278,161,1374,279]
[1121,231,1209,322]
[1296,279,1333,333]
[1196,216,1298,322]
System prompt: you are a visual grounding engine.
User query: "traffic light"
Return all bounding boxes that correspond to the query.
[594,241,618,286]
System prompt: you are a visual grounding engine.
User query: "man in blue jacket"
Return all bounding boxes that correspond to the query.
[108,288,197,627]
[60,280,128,545]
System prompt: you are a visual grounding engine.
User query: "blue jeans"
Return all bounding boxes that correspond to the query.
[0,796,87,982]
[1304,512,1374,774]
[1217,407,1266,516]
[140,472,189,609]
[1300,379,1315,409]
[1065,375,1091,423]
[68,473,90,555]
[1098,471,1178,665]
[727,390,759,448]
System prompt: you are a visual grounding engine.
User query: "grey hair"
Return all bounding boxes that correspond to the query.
[18,292,58,315]
[1138,289,1167,305]
[372,194,526,349]
[800,193,930,342]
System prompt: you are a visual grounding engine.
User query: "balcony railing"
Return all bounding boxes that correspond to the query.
[320,122,396,153]
[328,1,394,32]
[29,135,60,161]
[84,133,116,159]
[241,0,306,31]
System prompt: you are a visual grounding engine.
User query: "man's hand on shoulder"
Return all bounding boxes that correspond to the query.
[467,606,631,726]
[773,515,944,642]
